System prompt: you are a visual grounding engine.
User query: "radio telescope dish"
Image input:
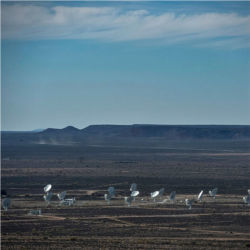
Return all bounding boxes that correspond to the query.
[151,191,160,198]
[185,199,193,210]
[131,190,139,197]
[159,188,165,197]
[104,193,109,201]
[2,198,11,211]
[130,183,137,192]
[169,191,176,202]
[104,193,112,203]
[43,192,53,203]
[151,191,160,199]
[209,188,218,199]
[198,190,204,201]
[108,187,115,197]
[243,195,250,205]
[44,184,52,193]
[124,196,133,207]
[159,188,165,196]
[57,191,66,201]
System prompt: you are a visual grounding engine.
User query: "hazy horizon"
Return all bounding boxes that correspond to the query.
[2,1,250,130]
[2,123,250,132]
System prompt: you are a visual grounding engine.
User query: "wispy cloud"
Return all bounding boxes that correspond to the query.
[2,4,250,48]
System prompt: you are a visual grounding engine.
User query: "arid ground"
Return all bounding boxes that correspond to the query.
[1,138,250,249]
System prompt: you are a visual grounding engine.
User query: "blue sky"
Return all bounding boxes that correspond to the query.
[1,1,250,130]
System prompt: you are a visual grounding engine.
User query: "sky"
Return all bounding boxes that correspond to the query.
[1,1,250,130]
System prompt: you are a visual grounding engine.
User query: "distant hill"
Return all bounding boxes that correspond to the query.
[31,129,45,133]
[42,126,80,134]
[2,125,250,146]
[39,124,250,140]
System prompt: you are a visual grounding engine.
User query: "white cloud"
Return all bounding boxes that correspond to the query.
[2,4,250,48]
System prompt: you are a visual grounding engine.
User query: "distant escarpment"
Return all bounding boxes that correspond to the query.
[2,125,250,146]
[40,124,250,140]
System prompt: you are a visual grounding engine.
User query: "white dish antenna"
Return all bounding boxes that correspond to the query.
[104,193,111,203]
[57,191,67,201]
[198,190,204,201]
[131,190,139,197]
[43,192,53,203]
[130,183,137,192]
[2,198,11,211]
[209,188,218,198]
[124,196,133,206]
[151,191,160,199]
[159,188,165,196]
[108,187,115,197]
[44,184,52,193]
[169,191,176,202]
[243,195,250,205]
[185,199,193,209]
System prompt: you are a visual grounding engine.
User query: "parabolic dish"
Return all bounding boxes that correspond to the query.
[2,198,11,211]
[44,184,52,193]
[247,195,250,204]
[124,196,133,205]
[108,187,115,195]
[57,191,66,201]
[104,193,111,201]
[131,190,139,197]
[209,187,218,197]
[185,198,193,209]
[130,183,137,192]
[151,191,160,198]
[170,191,176,201]
[159,188,165,196]
[243,195,250,204]
[43,192,53,202]
[198,190,204,200]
